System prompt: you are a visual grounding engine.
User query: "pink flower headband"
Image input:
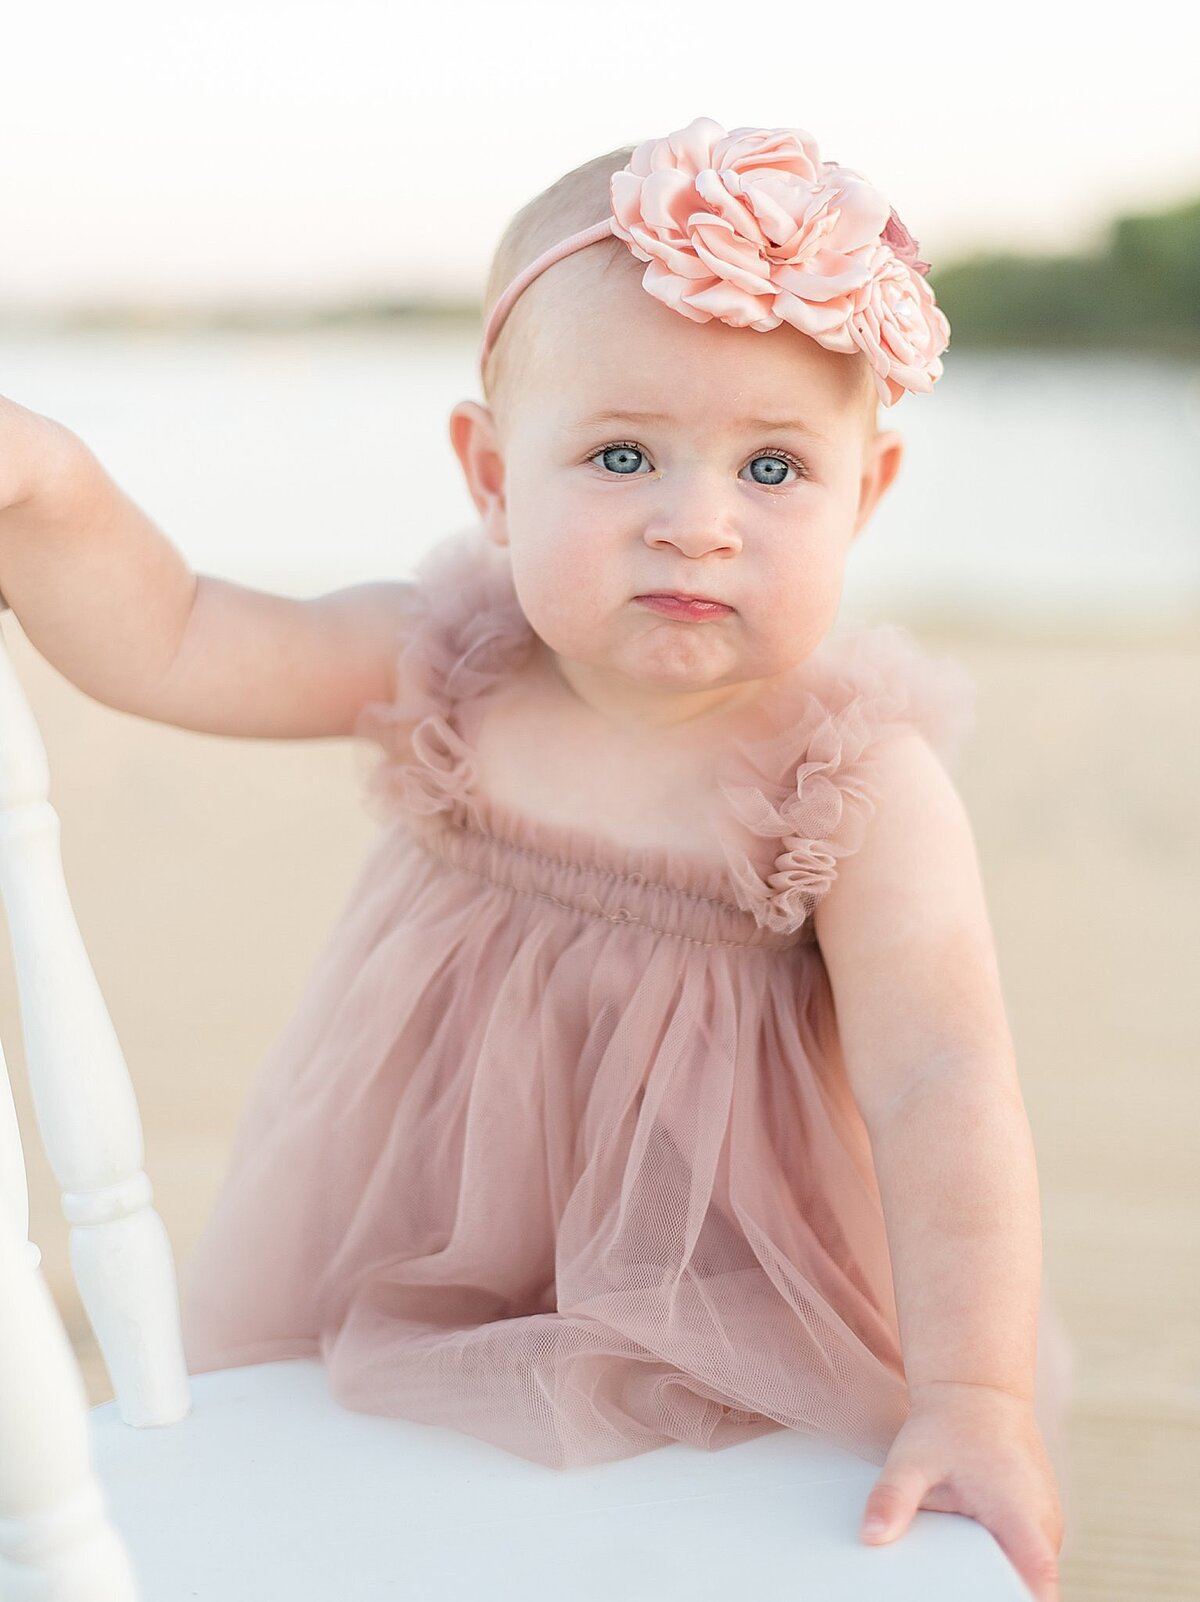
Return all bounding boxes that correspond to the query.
[480,116,950,407]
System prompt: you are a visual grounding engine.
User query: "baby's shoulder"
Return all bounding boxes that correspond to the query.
[805,626,985,962]
[800,619,977,772]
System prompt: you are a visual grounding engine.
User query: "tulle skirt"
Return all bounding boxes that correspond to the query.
[180,802,1074,1487]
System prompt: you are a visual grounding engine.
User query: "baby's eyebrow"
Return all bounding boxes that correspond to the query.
[571,407,832,445]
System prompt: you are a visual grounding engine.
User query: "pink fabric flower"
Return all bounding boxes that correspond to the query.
[608,116,949,406]
[846,244,952,405]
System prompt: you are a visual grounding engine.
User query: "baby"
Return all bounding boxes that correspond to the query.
[0,117,1071,1601]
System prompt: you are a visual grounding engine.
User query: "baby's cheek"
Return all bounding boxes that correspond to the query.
[759,558,845,655]
[508,550,601,654]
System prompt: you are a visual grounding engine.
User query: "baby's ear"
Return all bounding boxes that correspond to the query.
[852,428,905,538]
[448,400,509,547]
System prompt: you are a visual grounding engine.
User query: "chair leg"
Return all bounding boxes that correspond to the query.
[0,1198,140,1600]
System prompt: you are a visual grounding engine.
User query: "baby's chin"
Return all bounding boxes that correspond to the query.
[582,634,806,699]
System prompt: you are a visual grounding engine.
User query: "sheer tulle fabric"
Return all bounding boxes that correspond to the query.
[180,527,1074,1480]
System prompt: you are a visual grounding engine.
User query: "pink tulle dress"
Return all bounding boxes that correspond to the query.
[179,526,1074,1485]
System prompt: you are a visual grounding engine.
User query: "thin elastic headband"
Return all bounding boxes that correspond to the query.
[479,218,616,371]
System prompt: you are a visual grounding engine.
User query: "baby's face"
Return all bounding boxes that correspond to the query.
[454,251,903,731]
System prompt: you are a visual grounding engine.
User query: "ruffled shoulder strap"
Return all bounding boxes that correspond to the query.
[353,526,535,821]
[713,621,978,936]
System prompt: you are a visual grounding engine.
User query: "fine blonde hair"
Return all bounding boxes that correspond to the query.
[481,145,636,423]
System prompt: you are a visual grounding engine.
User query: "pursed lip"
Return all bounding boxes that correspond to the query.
[635,590,732,607]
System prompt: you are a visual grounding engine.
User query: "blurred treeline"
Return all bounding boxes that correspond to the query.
[931,193,1200,354]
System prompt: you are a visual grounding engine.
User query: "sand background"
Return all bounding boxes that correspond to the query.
[1,613,1196,1602]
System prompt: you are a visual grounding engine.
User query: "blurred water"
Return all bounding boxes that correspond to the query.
[2,327,1198,631]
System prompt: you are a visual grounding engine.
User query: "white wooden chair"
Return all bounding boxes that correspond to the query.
[0,596,1033,1601]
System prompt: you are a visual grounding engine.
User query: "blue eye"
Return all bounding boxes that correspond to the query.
[743,454,796,486]
[594,443,647,475]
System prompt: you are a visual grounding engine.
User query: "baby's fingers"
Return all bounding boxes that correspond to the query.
[860,1460,929,1544]
[986,1509,1061,1602]
[861,1465,1061,1602]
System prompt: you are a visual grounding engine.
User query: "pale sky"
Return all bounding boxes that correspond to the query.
[3,0,1198,309]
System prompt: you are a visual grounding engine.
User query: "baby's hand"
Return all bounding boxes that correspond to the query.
[859,1381,1064,1602]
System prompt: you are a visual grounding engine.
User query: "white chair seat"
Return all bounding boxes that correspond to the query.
[89,1358,1027,1601]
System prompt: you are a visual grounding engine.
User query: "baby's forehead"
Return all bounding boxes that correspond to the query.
[494,247,876,436]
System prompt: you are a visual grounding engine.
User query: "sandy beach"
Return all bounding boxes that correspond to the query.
[2,613,1196,1602]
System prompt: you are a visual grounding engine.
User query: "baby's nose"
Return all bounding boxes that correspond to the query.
[642,471,742,554]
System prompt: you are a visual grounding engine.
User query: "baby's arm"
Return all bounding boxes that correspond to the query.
[813,732,1063,1593]
[813,730,1042,1401]
[0,394,410,738]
